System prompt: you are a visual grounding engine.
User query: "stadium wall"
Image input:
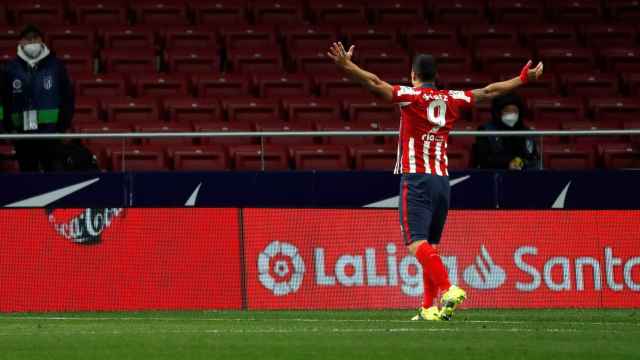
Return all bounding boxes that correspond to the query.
[1,208,638,312]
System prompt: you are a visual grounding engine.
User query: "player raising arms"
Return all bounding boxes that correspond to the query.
[327,42,543,321]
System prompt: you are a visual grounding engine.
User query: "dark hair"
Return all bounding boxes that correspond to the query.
[19,24,44,40]
[412,54,437,82]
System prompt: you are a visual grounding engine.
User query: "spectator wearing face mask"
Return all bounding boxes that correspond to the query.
[2,25,75,172]
[473,93,539,170]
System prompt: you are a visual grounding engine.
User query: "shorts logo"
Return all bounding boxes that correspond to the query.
[258,241,305,296]
[43,76,53,90]
[463,245,506,289]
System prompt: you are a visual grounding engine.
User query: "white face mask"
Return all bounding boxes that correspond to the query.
[501,113,519,128]
[22,43,43,59]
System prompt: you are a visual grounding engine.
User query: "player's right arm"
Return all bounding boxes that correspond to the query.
[471,61,544,103]
[327,42,394,102]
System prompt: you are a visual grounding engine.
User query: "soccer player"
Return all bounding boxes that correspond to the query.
[327,42,543,320]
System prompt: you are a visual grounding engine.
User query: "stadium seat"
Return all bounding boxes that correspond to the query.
[252,0,305,25]
[406,25,460,53]
[192,74,250,97]
[74,73,128,98]
[192,0,248,26]
[609,0,640,21]
[74,96,102,123]
[356,48,411,75]
[110,149,167,171]
[0,144,19,173]
[447,145,472,170]
[292,49,336,73]
[256,74,312,99]
[195,120,255,146]
[317,119,378,145]
[529,97,585,123]
[475,48,533,76]
[601,144,640,169]
[46,26,97,51]
[369,0,426,25]
[582,24,637,48]
[430,0,486,25]
[232,144,290,171]
[561,121,613,145]
[291,144,350,171]
[490,0,545,24]
[170,145,230,171]
[220,25,278,51]
[102,26,157,49]
[104,97,161,123]
[499,74,559,98]
[282,25,338,52]
[0,4,8,25]
[284,97,342,124]
[314,75,370,97]
[549,0,602,24]
[439,74,493,92]
[74,1,128,25]
[600,47,640,73]
[463,24,520,50]
[563,74,620,98]
[428,47,472,73]
[590,98,640,127]
[538,48,595,74]
[345,99,396,123]
[542,144,596,170]
[622,73,640,96]
[165,48,220,74]
[308,0,367,26]
[163,26,218,50]
[132,74,190,98]
[164,97,221,123]
[352,144,396,171]
[135,122,194,146]
[223,98,281,122]
[522,24,579,50]
[342,25,400,50]
[132,1,189,25]
[56,48,95,75]
[0,27,19,49]
[11,2,66,25]
[227,49,283,74]
[74,123,133,147]
[254,121,316,146]
[102,48,157,73]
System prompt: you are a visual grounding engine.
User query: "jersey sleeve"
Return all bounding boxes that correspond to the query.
[391,85,422,106]
[447,90,475,110]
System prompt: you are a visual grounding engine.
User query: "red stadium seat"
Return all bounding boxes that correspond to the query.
[170,145,229,171]
[538,48,595,74]
[0,27,19,49]
[0,5,8,25]
[314,75,370,97]
[498,74,559,98]
[102,26,156,49]
[192,74,250,97]
[104,97,161,123]
[232,144,290,170]
[522,24,579,50]
[0,144,19,173]
[317,119,378,145]
[292,49,336,73]
[74,96,102,123]
[110,149,167,171]
[342,25,400,50]
[475,48,533,75]
[282,25,338,52]
[463,24,520,50]
[439,74,493,93]
[163,26,218,50]
[563,74,620,98]
[609,0,640,21]
[255,121,316,146]
[447,145,472,170]
[223,98,281,122]
[192,0,248,26]
[74,1,128,25]
[132,1,189,25]
[102,48,157,73]
[11,2,66,25]
[135,122,194,146]
[549,0,602,24]
[600,47,640,73]
[46,26,97,51]
[165,48,220,74]
[561,121,614,145]
[490,0,545,24]
[543,144,596,170]
[357,48,410,75]
[56,48,94,75]
[220,25,278,51]
[164,97,221,123]
[252,0,305,25]
[75,123,133,147]
[345,99,395,123]
[622,73,640,96]
[529,97,585,123]
[352,144,396,171]
[195,120,255,146]
[590,98,640,126]
[132,74,190,98]
[601,145,640,169]
[308,0,367,25]
[428,47,472,73]
[431,0,486,25]
[256,74,312,99]
[74,73,128,98]
[227,49,283,74]
[369,0,426,25]
[406,25,460,53]
[284,97,342,124]
[582,24,637,48]
[291,144,350,171]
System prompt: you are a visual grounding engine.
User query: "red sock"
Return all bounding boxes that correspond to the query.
[415,242,451,292]
[422,271,438,308]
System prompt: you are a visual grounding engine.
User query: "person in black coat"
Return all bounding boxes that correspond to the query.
[473,93,539,170]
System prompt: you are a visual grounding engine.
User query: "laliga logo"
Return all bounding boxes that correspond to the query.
[463,245,506,289]
[258,241,305,296]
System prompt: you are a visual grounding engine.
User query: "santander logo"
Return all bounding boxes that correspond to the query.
[463,245,506,290]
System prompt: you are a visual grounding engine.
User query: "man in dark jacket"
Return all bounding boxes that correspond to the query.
[3,25,75,172]
[473,93,539,170]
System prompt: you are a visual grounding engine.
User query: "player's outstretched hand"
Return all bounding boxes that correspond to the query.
[519,60,544,83]
[327,42,355,67]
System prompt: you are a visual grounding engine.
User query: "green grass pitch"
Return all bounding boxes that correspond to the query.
[0,310,638,360]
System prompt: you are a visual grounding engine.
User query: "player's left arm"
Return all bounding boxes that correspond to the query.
[327,42,394,102]
[471,61,544,104]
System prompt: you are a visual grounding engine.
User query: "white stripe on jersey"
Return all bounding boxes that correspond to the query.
[394,140,401,174]
[408,137,416,173]
[423,140,431,174]
[434,142,443,176]
[444,143,449,176]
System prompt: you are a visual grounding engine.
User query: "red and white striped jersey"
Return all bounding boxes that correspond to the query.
[391,85,474,176]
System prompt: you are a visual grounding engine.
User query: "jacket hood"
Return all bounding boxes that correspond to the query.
[490,92,527,129]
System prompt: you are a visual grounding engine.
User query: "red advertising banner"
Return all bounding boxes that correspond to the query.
[244,209,640,309]
[0,208,241,312]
